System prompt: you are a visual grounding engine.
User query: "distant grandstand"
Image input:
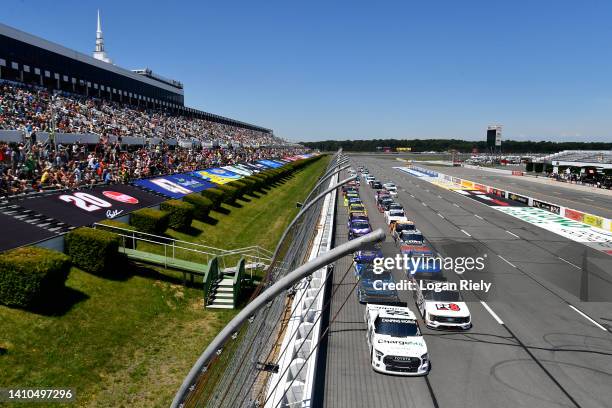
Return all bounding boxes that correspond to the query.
[535,150,612,168]
[0,18,274,137]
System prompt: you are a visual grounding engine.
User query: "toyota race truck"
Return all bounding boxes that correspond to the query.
[415,288,472,330]
[365,304,430,375]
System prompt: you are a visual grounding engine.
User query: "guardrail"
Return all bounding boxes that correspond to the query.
[264,164,338,407]
[92,223,271,274]
[170,151,347,408]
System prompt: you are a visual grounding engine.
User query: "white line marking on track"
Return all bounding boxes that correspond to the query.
[438,195,442,198]
[474,214,483,220]
[481,301,504,324]
[498,255,516,268]
[568,305,607,331]
[422,202,428,206]
[558,257,582,269]
[437,213,445,219]
[460,229,471,237]
[506,230,520,238]
[410,194,415,198]
[453,203,460,207]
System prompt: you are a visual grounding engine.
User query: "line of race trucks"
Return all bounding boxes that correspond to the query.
[343,166,472,376]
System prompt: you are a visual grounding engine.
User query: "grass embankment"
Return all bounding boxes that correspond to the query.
[0,156,330,408]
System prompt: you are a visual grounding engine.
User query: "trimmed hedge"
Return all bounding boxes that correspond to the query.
[0,247,71,307]
[160,199,195,230]
[239,178,257,193]
[64,227,122,275]
[183,193,213,221]
[216,185,239,204]
[130,208,170,235]
[201,188,225,208]
[227,180,249,196]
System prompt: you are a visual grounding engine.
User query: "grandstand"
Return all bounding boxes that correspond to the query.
[0,18,306,198]
[0,20,278,143]
[535,150,612,167]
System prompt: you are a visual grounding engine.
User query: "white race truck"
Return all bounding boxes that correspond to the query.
[364,304,430,375]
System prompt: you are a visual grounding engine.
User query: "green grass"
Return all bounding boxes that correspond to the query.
[169,156,330,251]
[0,156,329,408]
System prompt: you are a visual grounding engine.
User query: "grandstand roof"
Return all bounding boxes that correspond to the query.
[0,22,183,95]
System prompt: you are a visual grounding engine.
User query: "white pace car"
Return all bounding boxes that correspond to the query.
[385,209,408,225]
[415,285,472,330]
[365,304,430,376]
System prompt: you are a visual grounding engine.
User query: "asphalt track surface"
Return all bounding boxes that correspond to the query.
[416,164,612,220]
[317,156,612,408]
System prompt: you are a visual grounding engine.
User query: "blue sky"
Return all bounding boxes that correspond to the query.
[2,1,612,142]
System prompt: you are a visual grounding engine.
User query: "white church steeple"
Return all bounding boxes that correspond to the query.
[93,10,112,63]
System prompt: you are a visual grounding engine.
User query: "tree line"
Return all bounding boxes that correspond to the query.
[300,139,612,153]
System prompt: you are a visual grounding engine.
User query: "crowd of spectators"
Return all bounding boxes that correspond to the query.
[547,170,612,190]
[0,80,283,145]
[0,81,305,197]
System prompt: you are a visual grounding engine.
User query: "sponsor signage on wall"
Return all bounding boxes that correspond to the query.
[191,168,243,184]
[508,192,529,205]
[133,174,215,198]
[532,199,561,215]
[16,184,165,227]
[565,208,585,222]
[222,165,252,176]
[257,160,284,169]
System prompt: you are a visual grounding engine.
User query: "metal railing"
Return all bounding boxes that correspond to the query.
[92,223,272,275]
[171,151,346,407]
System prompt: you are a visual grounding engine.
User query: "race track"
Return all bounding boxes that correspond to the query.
[316,155,612,408]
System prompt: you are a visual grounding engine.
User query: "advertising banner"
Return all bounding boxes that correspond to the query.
[222,165,252,176]
[258,160,283,169]
[238,163,263,173]
[508,192,529,205]
[17,184,165,227]
[564,208,585,222]
[490,188,506,198]
[191,168,243,184]
[0,213,58,252]
[532,199,561,215]
[583,214,604,229]
[461,180,475,188]
[133,174,215,198]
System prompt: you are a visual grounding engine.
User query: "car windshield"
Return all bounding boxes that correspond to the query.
[352,221,370,229]
[352,205,365,211]
[401,232,422,241]
[424,290,462,302]
[390,210,405,216]
[376,318,420,337]
[396,223,415,232]
[389,204,403,210]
